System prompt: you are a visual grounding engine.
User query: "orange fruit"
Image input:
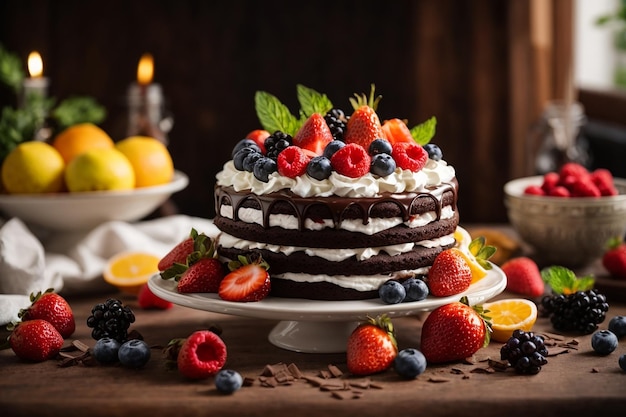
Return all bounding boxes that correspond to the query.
[115,136,174,188]
[103,251,161,294]
[52,123,114,164]
[483,298,538,343]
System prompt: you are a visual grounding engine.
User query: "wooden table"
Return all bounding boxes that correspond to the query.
[2,227,626,417]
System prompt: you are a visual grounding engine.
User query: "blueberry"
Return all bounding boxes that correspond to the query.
[394,348,427,379]
[591,330,618,355]
[118,339,151,368]
[92,337,121,364]
[608,316,626,338]
[323,140,345,159]
[423,143,443,161]
[231,139,261,158]
[253,157,277,182]
[242,151,263,172]
[401,277,429,302]
[370,153,396,177]
[306,156,333,180]
[378,280,406,304]
[233,147,258,171]
[215,369,244,394]
[368,138,392,156]
[619,354,626,372]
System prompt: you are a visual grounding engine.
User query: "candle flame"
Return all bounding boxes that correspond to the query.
[28,51,43,78]
[137,53,154,85]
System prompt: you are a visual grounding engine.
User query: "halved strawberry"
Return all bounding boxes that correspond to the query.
[292,113,333,155]
[218,256,271,302]
[382,118,414,144]
[245,129,270,154]
[344,85,385,149]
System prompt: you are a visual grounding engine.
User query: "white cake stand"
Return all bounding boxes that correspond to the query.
[148,265,507,353]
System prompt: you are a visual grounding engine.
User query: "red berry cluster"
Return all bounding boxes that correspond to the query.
[524,162,618,198]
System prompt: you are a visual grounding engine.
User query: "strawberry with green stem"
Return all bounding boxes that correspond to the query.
[344,84,385,149]
[218,254,271,302]
[602,236,626,280]
[18,289,75,338]
[346,314,398,376]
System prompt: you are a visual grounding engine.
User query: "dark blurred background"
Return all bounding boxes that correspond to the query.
[2,0,622,224]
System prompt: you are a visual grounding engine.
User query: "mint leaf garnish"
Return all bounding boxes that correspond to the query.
[541,266,595,295]
[296,84,333,117]
[410,116,437,145]
[254,91,300,136]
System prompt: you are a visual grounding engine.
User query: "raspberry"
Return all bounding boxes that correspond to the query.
[330,143,371,178]
[524,185,545,196]
[590,168,618,196]
[277,146,310,178]
[541,172,560,194]
[559,162,589,180]
[177,330,228,380]
[391,142,428,172]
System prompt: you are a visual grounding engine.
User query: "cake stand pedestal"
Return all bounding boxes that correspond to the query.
[268,320,360,353]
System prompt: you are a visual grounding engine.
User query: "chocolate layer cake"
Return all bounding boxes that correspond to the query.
[213,85,459,300]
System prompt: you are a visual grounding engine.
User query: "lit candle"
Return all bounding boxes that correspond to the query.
[21,51,49,107]
[127,53,170,143]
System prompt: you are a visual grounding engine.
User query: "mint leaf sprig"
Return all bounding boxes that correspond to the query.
[410,116,437,145]
[541,266,595,295]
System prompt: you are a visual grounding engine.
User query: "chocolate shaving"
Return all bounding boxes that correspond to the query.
[349,379,370,389]
[488,359,509,371]
[318,370,332,379]
[591,368,600,373]
[470,367,494,374]
[287,363,303,379]
[450,368,465,375]
[72,340,90,352]
[428,376,451,383]
[243,377,256,387]
[546,348,570,356]
[328,364,343,378]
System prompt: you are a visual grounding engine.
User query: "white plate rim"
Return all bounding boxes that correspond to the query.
[148,263,507,322]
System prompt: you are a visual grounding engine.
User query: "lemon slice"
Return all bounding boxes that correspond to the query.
[454,227,489,283]
[483,298,538,343]
[103,251,161,294]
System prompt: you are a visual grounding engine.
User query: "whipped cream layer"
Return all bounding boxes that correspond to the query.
[216,158,455,198]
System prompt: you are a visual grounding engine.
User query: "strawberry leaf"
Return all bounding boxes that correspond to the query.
[255,91,301,136]
[541,266,595,295]
[410,116,437,145]
[296,84,333,117]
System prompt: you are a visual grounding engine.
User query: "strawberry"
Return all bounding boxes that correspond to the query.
[277,146,310,178]
[218,255,271,302]
[330,143,371,178]
[602,237,626,280]
[292,113,333,155]
[176,330,228,379]
[548,185,570,197]
[500,257,545,297]
[590,168,618,196]
[245,129,270,154]
[420,296,491,363]
[137,283,173,309]
[568,176,601,197]
[344,85,385,149]
[159,229,215,280]
[9,319,64,362]
[381,118,414,144]
[523,185,545,196]
[427,248,472,297]
[541,172,560,194]
[346,315,398,376]
[19,289,75,338]
[391,142,428,172]
[559,162,589,180]
[177,258,225,293]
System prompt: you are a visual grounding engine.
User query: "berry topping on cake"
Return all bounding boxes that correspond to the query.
[323,139,346,159]
[245,129,270,154]
[368,138,393,155]
[391,142,428,172]
[382,118,414,144]
[218,255,271,302]
[277,146,311,178]
[292,113,334,155]
[370,153,396,177]
[344,85,385,149]
[330,143,371,178]
[423,143,443,161]
[306,155,333,180]
[324,108,349,141]
[264,131,293,160]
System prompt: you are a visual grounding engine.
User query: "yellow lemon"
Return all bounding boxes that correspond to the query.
[103,251,161,294]
[52,123,115,164]
[1,141,65,194]
[483,298,538,343]
[454,227,490,283]
[115,136,174,188]
[65,148,135,192]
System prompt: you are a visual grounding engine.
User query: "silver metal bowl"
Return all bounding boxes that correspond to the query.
[504,176,626,267]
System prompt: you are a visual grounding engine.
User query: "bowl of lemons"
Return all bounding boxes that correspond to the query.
[0,123,188,231]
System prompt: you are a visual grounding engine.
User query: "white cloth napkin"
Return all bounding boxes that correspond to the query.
[0,215,219,326]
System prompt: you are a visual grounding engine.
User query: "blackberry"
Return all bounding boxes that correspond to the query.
[500,329,548,374]
[541,289,609,334]
[86,298,136,343]
[264,131,292,160]
[324,108,349,141]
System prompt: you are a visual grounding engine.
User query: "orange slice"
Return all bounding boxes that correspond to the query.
[483,298,538,343]
[453,228,488,283]
[103,251,161,294]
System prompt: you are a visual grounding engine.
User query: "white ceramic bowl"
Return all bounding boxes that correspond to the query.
[504,175,626,267]
[0,170,188,231]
